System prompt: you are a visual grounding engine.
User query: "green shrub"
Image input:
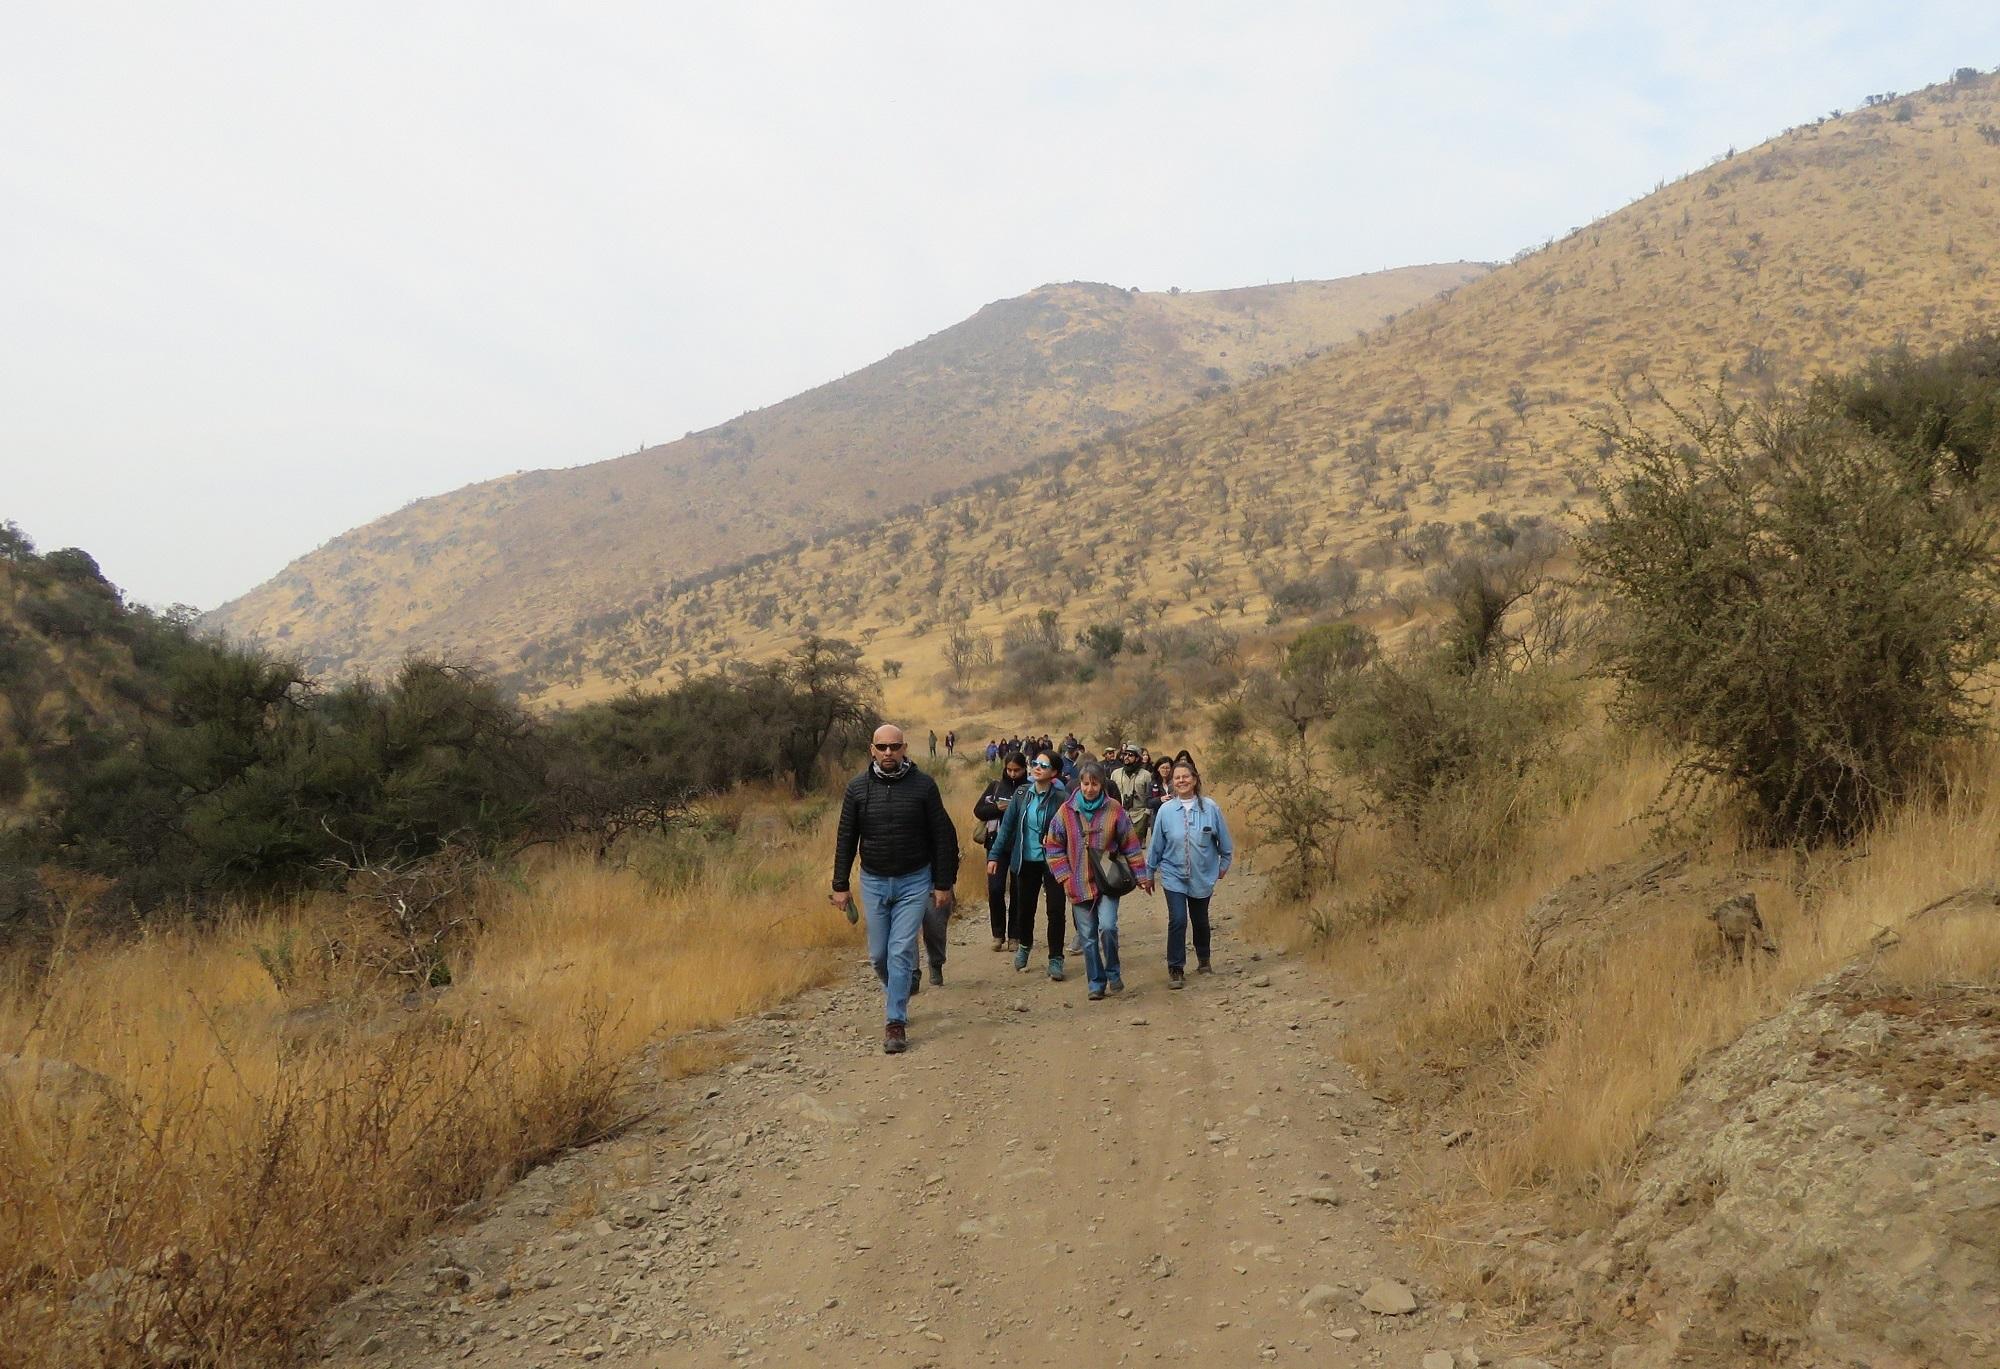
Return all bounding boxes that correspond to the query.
[1277,622,1377,731]
[1821,332,2000,487]
[1334,655,1570,874]
[1423,538,1559,673]
[0,746,27,805]
[1579,390,2000,843]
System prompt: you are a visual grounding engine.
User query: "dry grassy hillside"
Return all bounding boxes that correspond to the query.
[543,73,2000,708]
[205,268,1482,677]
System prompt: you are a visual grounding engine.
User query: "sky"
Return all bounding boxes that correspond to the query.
[3,2,1995,610]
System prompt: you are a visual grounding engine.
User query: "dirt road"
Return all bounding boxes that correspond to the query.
[319,878,1567,1367]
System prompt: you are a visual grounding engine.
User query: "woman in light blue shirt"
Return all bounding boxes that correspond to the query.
[1141,756,1234,988]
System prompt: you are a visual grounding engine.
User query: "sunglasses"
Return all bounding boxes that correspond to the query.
[872,742,906,752]
[1030,760,1054,770]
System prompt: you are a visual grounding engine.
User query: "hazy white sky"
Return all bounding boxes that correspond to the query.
[3,2,1994,609]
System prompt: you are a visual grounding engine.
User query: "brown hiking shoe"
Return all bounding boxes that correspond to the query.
[883,1021,908,1054]
[1168,967,1186,989]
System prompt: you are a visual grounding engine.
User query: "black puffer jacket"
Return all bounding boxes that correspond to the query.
[831,764,960,892]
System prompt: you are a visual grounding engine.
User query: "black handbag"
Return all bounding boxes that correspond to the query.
[1088,837,1138,899]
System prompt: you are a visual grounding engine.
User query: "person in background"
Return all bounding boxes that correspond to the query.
[986,750,1070,980]
[928,729,939,762]
[1150,756,1176,818]
[1044,761,1148,1000]
[1141,755,1234,990]
[972,751,1029,952]
[831,725,960,1053]
[1110,742,1157,845]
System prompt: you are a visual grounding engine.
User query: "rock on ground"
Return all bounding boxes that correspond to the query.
[1582,965,2000,1367]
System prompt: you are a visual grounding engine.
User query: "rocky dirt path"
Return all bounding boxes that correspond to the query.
[318,876,1570,1368]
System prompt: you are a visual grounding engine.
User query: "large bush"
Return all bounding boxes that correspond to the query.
[1820,331,2000,487]
[1579,391,2000,843]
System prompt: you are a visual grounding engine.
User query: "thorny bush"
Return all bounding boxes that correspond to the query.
[1579,390,2000,844]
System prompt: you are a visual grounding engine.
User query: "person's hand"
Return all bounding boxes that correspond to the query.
[986,860,998,876]
[829,889,859,924]
[932,888,954,911]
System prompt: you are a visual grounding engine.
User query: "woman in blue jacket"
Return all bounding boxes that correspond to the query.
[1141,756,1234,988]
[985,750,1071,979]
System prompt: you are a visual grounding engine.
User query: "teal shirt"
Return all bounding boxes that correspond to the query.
[989,780,1068,873]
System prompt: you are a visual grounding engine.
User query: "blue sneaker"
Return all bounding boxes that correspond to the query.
[1013,945,1030,972]
[1048,957,1065,982]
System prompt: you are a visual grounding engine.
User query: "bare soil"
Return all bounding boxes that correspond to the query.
[315,876,1575,1368]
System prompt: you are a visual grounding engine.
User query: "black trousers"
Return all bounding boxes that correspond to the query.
[1008,862,1066,957]
[921,897,950,970]
[986,866,1011,940]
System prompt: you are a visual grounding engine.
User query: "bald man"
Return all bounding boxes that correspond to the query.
[831,724,960,1054]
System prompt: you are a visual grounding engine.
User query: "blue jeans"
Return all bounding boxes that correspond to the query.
[1163,888,1212,971]
[1072,895,1121,991]
[860,868,932,1024]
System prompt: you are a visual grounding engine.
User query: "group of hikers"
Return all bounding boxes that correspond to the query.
[830,724,1234,1054]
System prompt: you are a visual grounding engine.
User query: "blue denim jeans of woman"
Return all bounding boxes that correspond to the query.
[1163,888,1212,972]
[1072,894,1121,991]
[860,867,933,1024]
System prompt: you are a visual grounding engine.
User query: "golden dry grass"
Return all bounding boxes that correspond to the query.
[0,793,871,1365]
[1268,716,2000,1233]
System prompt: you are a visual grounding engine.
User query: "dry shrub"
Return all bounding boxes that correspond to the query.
[1334,656,1576,883]
[0,797,858,1364]
[1308,727,2000,1215]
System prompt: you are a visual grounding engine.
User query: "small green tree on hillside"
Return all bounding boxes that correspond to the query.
[771,635,876,793]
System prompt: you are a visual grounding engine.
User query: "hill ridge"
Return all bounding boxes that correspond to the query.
[206,267,1485,674]
[527,71,2000,709]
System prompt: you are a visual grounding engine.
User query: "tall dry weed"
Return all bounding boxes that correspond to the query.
[1281,727,2000,1213]
[0,794,863,1364]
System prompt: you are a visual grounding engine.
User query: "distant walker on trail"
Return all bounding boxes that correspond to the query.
[830,725,960,1054]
